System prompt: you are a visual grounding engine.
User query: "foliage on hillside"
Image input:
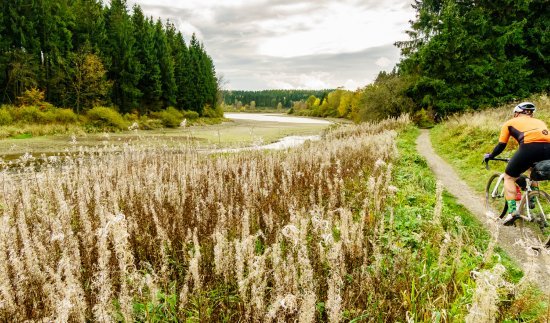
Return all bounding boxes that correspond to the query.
[0,0,219,116]
[397,0,549,114]
[288,73,418,123]
[0,89,213,138]
[290,0,548,123]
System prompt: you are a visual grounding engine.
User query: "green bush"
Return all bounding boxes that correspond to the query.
[124,112,139,122]
[54,109,78,124]
[152,107,183,128]
[182,110,199,120]
[85,106,127,130]
[0,108,13,125]
[138,116,164,130]
[39,109,57,124]
[14,105,42,123]
[202,104,224,118]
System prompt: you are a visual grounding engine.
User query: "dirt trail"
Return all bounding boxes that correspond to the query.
[416,129,550,295]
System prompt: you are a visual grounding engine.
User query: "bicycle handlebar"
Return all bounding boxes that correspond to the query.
[483,157,510,170]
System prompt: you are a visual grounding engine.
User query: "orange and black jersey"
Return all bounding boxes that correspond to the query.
[498,115,550,145]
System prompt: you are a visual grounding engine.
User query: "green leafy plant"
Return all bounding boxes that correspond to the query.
[85,106,128,131]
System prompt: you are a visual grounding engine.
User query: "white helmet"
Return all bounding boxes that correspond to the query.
[513,102,536,114]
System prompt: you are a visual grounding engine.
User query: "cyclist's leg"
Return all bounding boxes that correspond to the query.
[503,173,519,212]
[503,148,530,224]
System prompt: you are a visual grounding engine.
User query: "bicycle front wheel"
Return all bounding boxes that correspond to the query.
[485,173,507,218]
[517,190,550,249]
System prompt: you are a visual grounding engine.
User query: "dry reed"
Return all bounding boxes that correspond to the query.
[0,115,503,321]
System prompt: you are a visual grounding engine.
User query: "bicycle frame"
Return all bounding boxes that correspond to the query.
[519,177,536,222]
[489,174,505,199]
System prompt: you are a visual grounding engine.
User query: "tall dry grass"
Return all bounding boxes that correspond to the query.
[442,94,550,134]
[0,114,521,321]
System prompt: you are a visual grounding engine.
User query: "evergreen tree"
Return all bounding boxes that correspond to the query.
[132,7,162,113]
[71,0,107,54]
[0,4,7,102]
[398,0,547,113]
[523,0,550,92]
[36,0,75,106]
[1,1,221,115]
[171,31,189,110]
[1,0,41,104]
[183,34,202,114]
[154,19,177,107]
[104,0,142,113]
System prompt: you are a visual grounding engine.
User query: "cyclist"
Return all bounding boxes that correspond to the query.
[483,102,550,225]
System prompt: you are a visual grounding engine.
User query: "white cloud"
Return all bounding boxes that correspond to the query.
[126,0,415,89]
[375,57,392,68]
[257,2,413,58]
[176,20,202,39]
[343,79,369,91]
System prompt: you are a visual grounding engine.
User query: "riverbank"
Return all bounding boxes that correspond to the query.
[0,113,333,158]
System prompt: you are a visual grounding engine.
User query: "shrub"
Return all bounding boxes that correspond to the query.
[86,106,127,131]
[152,107,183,128]
[412,108,435,128]
[15,105,43,123]
[124,112,139,122]
[139,116,164,130]
[17,88,45,106]
[0,108,13,125]
[182,110,199,120]
[55,109,78,124]
[202,104,224,118]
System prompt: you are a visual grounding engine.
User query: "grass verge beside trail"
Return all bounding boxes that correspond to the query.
[393,127,546,321]
[430,94,550,193]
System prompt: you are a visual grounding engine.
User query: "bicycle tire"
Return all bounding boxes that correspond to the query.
[517,190,550,249]
[485,173,507,218]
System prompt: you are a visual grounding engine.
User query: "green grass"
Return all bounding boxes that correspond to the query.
[431,94,550,193]
[11,133,32,139]
[393,127,545,321]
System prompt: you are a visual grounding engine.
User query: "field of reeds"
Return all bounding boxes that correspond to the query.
[0,115,546,321]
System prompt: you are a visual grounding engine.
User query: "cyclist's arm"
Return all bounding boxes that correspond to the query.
[488,142,507,158]
[489,123,510,158]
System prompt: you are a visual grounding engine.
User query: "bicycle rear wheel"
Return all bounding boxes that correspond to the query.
[485,173,507,218]
[517,190,550,249]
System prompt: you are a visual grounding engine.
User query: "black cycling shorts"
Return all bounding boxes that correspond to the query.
[506,142,550,178]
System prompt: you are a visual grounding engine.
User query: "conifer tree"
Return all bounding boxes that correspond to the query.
[1,0,41,103]
[397,0,545,113]
[1,0,220,114]
[132,7,162,113]
[166,25,188,110]
[104,0,142,113]
[183,34,201,114]
[72,0,107,54]
[37,0,75,106]
[154,19,177,107]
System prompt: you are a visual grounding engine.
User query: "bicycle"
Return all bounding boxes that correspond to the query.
[484,158,550,249]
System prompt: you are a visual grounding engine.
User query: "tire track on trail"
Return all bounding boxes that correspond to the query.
[416,129,550,295]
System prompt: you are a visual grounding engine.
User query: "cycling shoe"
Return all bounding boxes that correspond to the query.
[502,213,519,226]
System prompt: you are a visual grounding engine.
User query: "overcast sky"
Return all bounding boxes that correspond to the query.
[126,0,416,91]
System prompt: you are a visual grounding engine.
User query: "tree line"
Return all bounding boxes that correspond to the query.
[0,0,219,116]
[222,89,332,109]
[293,0,548,122]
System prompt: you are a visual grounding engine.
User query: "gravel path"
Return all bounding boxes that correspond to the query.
[417,129,550,295]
